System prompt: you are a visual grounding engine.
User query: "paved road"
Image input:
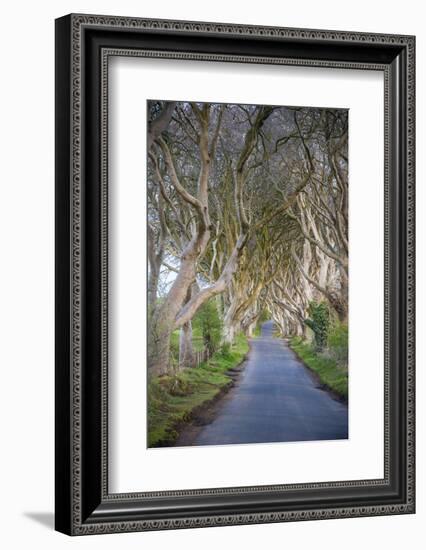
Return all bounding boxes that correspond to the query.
[177,320,348,446]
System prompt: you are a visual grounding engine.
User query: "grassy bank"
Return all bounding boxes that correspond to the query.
[290,337,348,400]
[252,325,261,338]
[148,333,249,447]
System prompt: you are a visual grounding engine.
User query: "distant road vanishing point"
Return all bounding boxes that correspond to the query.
[176,320,348,447]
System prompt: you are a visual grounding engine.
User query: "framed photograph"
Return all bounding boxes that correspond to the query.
[55,14,415,535]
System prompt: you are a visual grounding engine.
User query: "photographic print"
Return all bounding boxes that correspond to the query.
[147,100,348,448]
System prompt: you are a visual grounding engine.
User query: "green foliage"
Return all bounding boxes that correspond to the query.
[258,310,269,324]
[305,301,330,351]
[220,341,232,357]
[252,310,269,337]
[252,325,261,338]
[193,299,223,354]
[290,336,348,399]
[328,322,349,364]
[148,333,249,447]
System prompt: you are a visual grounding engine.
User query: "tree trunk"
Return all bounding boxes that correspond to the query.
[223,319,240,344]
[179,321,194,369]
[223,323,234,344]
[246,321,256,338]
[223,296,242,344]
[147,262,160,315]
[148,249,198,376]
[147,309,175,377]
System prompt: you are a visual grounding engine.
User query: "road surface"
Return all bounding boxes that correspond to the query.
[176,320,348,446]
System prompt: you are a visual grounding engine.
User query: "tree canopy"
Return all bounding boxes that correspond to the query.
[147,100,348,376]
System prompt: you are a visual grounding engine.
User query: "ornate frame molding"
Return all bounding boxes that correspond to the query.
[55,14,415,535]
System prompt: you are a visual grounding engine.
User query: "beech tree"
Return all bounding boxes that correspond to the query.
[146,101,348,375]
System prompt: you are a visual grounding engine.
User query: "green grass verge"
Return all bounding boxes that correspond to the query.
[147,333,249,447]
[252,325,261,338]
[290,337,348,400]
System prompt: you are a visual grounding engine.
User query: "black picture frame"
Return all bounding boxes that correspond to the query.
[55,13,415,535]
